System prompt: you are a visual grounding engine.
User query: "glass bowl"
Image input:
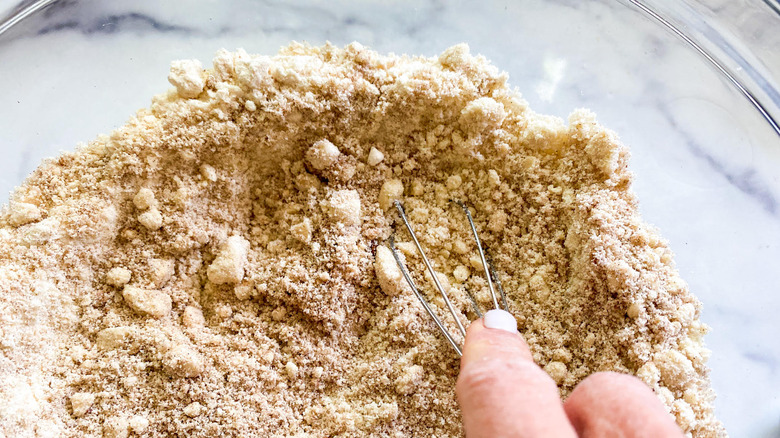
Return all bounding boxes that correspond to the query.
[1,1,778,436]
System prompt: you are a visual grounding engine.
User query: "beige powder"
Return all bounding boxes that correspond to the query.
[0,43,724,437]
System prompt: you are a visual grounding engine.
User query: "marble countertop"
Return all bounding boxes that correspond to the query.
[0,1,778,436]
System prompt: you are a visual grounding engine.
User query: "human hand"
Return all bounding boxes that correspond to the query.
[456,310,684,438]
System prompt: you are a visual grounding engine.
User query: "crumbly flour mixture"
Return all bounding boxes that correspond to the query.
[0,43,724,437]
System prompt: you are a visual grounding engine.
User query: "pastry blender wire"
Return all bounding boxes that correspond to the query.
[387,200,509,357]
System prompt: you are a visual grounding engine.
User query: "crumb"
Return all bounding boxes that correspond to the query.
[326,189,361,226]
[148,258,175,288]
[132,188,157,210]
[103,416,129,438]
[271,306,287,322]
[138,208,163,230]
[285,360,299,379]
[374,245,409,297]
[96,326,135,351]
[207,235,250,284]
[164,345,204,378]
[544,361,568,385]
[168,59,205,98]
[234,282,253,300]
[122,286,172,318]
[459,97,506,134]
[69,392,95,418]
[8,201,41,226]
[183,402,203,417]
[378,179,404,211]
[367,147,385,166]
[395,364,424,395]
[200,164,217,182]
[453,265,470,283]
[182,306,205,328]
[306,139,341,171]
[128,415,149,433]
[105,267,132,287]
[290,218,312,244]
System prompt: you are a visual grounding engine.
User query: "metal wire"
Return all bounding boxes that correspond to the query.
[488,256,509,311]
[394,200,467,339]
[0,0,59,38]
[388,200,514,355]
[464,288,484,319]
[453,200,500,311]
[389,235,462,357]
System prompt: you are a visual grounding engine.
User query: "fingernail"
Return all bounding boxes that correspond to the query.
[483,309,517,333]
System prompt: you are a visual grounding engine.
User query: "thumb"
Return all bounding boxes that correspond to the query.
[456,310,576,438]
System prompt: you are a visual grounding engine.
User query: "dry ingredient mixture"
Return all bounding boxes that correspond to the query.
[0,43,725,437]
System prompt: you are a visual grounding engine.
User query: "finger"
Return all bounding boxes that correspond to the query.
[456,311,577,438]
[563,372,684,438]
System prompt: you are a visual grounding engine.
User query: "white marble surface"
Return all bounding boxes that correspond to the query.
[0,0,779,436]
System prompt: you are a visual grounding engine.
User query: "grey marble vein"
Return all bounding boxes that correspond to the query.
[662,106,779,215]
[36,12,197,35]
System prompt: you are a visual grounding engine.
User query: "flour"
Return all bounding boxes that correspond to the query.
[0,43,724,437]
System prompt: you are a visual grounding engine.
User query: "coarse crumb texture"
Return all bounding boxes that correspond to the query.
[0,43,725,437]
